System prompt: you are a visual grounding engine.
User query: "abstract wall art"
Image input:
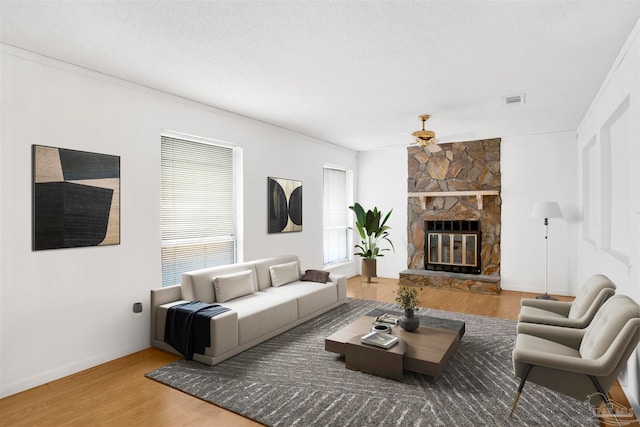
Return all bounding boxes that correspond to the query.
[32,145,120,250]
[268,177,302,233]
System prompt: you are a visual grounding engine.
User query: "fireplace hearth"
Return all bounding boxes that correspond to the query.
[425,220,481,274]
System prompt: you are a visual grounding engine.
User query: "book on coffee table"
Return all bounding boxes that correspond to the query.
[361,331,399,349]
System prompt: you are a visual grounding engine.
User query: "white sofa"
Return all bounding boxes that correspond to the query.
[150,255,347,365]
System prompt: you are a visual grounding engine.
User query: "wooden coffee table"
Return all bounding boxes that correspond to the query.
[325,314,463,381]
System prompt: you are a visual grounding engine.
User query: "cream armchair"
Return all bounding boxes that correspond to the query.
[518,274,616,328]
[510,295,640,418]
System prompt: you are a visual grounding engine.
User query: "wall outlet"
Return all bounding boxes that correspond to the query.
[132,302,143,317]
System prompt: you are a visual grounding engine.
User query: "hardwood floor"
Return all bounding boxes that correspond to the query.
[347,276,573,320]
[1,276,636,426]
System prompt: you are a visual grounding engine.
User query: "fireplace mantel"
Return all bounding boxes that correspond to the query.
[408,190,500,210]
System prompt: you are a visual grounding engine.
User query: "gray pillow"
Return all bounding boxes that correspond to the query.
[301,269,330,283]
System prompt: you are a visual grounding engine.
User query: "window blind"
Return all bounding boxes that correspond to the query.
[161,135,237,287]
[323,166,349,265]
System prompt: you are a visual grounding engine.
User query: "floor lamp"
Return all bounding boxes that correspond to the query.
[530,201,563,300]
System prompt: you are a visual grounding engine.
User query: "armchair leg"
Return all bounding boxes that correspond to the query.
[588,375,621,427]
[509,364,533,417]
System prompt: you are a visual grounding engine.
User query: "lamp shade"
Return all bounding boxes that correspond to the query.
[530,201,563,219]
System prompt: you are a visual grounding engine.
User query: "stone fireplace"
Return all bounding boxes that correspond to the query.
[400,138,501,294]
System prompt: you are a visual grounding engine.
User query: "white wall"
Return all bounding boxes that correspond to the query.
[576,20,640,413]
[501,132,578,295]
[356,134,578,297]
[0,45,358,397]
[355,148,408,278]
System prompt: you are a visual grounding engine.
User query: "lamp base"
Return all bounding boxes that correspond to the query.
[536,293,557,301]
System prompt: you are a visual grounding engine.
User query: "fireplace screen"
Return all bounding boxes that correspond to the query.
[425,220,481,274]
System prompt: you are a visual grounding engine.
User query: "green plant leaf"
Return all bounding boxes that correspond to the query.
[349,203,394,260]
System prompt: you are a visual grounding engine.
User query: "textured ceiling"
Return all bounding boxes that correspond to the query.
[2,1,639,151]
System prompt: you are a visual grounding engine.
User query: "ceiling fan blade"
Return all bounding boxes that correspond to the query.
[401,114,476,150]
[426,144,442,153]
[396,131,434,148]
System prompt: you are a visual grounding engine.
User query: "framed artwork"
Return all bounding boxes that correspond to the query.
[268,177,302,233]
[32,145,120,250]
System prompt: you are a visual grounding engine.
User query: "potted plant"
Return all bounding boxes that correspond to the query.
[395,286,420,332]
[348,203,394,283]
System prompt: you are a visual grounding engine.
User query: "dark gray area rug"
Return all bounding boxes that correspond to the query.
[146,298,597,426]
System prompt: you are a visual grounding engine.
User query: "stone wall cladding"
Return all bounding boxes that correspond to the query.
[407,138,501,279]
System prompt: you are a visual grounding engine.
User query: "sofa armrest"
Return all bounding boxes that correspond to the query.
[520,298,572,316]
[514,320,639,377]
[518,311,591,328]
[150,285,182,342]
[206,310,239,357]
[329,273,347,302]
[516,322,585,349]
[156,302,239,358]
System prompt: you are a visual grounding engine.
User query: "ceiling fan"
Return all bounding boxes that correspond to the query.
[412,114,442,152]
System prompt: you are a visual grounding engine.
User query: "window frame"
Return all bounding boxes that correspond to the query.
[160,131,243,287]
[322,164,353,267]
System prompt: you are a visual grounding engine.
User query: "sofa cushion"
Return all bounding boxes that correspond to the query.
[519,305,567,323]
[221,292,298,345]
[263,280,338,318]
[269,261,300,287]
[214,270,255,302]
[253,255,300,290]
[301,269,330,283]
[580,296,640,360]
[181,263,258,303]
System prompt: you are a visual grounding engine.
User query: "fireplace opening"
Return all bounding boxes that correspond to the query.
[425,220,481,274]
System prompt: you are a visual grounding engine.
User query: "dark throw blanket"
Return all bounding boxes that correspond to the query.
[164,301,230,360]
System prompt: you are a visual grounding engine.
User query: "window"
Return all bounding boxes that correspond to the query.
[161,133,241,287]
[323,166,352,265]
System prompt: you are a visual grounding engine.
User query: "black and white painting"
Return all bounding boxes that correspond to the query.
[33,145,120,250]
[268,177,302,233]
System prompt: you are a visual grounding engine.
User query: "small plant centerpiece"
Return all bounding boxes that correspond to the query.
[348,202,394,283]
[395,285,420,332]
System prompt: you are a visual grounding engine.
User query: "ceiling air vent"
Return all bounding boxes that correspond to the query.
[502,94,525,105]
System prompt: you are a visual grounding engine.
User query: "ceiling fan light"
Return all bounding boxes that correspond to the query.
[417,136,436,146]
[410,114,439,149]
[412,129,435,139]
